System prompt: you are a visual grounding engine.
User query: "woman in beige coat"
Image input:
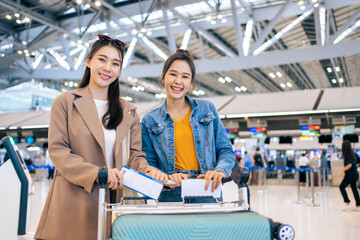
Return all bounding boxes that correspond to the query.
[35,35,167,240]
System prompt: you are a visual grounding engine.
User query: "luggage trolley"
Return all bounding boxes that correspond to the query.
[97,167,294,240]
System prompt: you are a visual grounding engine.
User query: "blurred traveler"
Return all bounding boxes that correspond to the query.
[339,140,360,210]
[298,152,310,186]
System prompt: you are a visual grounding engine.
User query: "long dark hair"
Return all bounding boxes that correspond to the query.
[78,39,125,129]
[342,140,356,161]
[161,49,196,92]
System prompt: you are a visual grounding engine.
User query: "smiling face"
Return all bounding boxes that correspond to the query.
[86,45,122,92]
[162,60,193,102]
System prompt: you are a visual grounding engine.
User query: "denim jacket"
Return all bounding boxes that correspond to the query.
[141,96,235,177]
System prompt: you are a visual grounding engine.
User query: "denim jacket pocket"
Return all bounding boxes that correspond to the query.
[198,112,215,125]
[147,124,166,135]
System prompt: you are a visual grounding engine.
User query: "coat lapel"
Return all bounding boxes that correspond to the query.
[114,100,135,163]
[73,87,106,161]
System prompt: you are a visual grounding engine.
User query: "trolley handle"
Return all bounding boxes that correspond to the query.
[98,166,108,189]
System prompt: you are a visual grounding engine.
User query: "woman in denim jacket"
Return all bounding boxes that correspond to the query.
[142,49,235,202]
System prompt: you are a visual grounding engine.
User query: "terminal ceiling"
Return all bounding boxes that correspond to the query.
[0,0,359,102]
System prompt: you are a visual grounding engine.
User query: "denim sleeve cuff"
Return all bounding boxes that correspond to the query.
[215,167,230,177]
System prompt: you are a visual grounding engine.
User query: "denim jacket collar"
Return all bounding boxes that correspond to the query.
[159,95,199,121]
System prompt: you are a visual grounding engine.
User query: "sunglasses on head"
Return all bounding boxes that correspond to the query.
[97,34,126,49]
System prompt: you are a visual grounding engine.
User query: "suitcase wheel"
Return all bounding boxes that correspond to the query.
[276,224,295,240]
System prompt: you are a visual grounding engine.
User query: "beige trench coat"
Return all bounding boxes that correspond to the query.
[35,86,153,240]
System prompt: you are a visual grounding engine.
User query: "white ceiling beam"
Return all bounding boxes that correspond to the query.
[319,5,326,46]
[314,6,322,46]
[230,0,244,56]
[59,34,74,71]
[0,0,76,37]
[253,8,314,55]
[180,29,192,50]
[243,18,254,56]
[0,30,59,69]
[14,59,32,74]
[98,0,137,22]
[5,38,360,80]
[171,8,236,57]
[162,8,177,53]
[330,8,360,43]
[237,0,252,16]
[250,0,292,54]
[139,37,168,61]
[4,0,355,48]
[123,37,138,68]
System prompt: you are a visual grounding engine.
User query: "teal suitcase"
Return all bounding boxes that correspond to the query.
[112,210,272,240]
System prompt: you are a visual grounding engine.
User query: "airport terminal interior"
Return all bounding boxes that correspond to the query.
[1,0,360,239]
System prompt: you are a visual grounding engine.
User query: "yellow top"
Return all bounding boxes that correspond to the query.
[174,109,200,170]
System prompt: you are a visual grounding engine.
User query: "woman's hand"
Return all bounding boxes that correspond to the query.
[197,171,225,192]
[168,173,189,187]
[146,169,169,183]
[108,168,123,190]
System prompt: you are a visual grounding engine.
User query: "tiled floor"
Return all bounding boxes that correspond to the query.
[19,173,360,240]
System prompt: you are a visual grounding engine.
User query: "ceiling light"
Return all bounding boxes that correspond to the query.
[280,83,286,88]
[327,67,332,73]
[31,51,35,56]
[124,96,132,102]
[332,79,337,84]
[14,13,20,18]
[140,27,146,33]
[25,53,30,56]
[224,76,232,82]
[24,49,29,53]
[69,81,74,87]
[276,72,283,77]
[235,87,241,92]
[131,29,138,35]
[137,32,144,38]
[221,18,227,23]
[300,5,306,10]
[314,3,319,8]
[64,82,69,86]
[339,78,344,83]
[218,77,225,83]
[335,66,340,72]
[269,73,275,78]
[6,15,11,20]
[311,0,318,3]
[84,3,90,8]
[198,90,205,95]
[16,19,21,24]
[217,14,223,19]
[146,31,152,36]
[76,0,82,5]
[94,1,101,7]
[17,50,22,54]
[206,16,212,22]
[298,1,304,5]
[210,20,216,25]
[241,86,247,91]
[286,82,292,87]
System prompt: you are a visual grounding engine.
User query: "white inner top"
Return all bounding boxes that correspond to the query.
[93,98,116,169]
